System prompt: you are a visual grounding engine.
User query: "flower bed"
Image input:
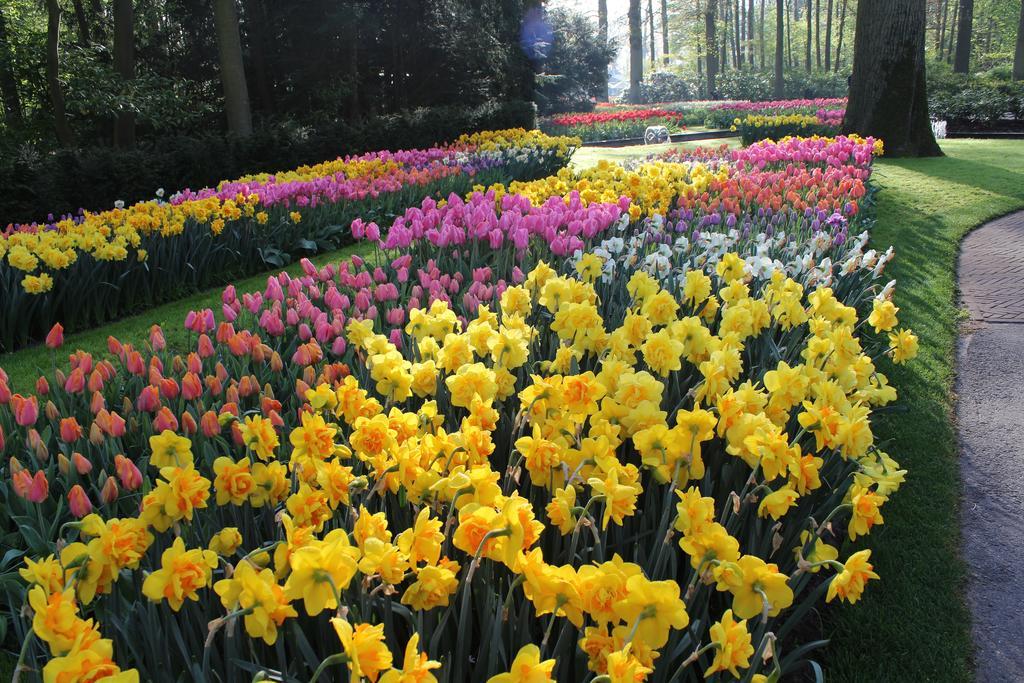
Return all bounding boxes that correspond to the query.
[0,135,918,683]
[539,109,686,143]
[704,98,846,129]
[730,115,843,145]
[0,130,578,353]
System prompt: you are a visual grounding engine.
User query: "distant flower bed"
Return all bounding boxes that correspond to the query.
[730,113,844,145]
[540,109,685,143]
[0,129,578,352]
[706,98,846,129]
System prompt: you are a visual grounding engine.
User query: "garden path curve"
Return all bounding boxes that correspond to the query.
[956,210,1024,682]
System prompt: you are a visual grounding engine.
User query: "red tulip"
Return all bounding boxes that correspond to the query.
[149,324,166,351]
[60,417,83,443]
[11,394,39,426]
[114,454,143,490]
[64,368,86,394]
[45,323,64,349]
[27,470,49,503]
[71,452,93,475]
[35,376,50,396]
[68,485,92,517]
[200,410,220,437]
[152,406,179,432]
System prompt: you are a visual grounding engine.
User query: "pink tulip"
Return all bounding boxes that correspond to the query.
[45,323,64,349]
[68,485,92,518]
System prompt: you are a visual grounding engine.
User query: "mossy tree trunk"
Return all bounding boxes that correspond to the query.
[705,0,718,97]
[844,0,941,157]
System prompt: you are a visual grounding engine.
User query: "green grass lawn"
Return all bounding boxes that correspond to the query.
[823,139,1024,682]
[2,139,1023,682]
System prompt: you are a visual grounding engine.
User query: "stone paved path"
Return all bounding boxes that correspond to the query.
[956,210,1024,682]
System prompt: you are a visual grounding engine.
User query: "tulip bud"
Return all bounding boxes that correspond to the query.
[88,421,105,445]
[12,468,31,499]
[45,323,64,349]
[270,352,284,373]
[72,452,93,476]
[181,411,198,435]
[200,410,221,437]
[58,453,71,476]
[33,439,49,464]
[172,355,186,374]
[36,376,50,396]
[27,470,49,503]
[153,406,179,432]
[68,485,92,518]
[45,400,59,421]
[150,324,166,351]
[90,391,106,415]
[100,476,119,504]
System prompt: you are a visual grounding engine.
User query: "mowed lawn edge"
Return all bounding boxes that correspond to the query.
[827,139,1024,683]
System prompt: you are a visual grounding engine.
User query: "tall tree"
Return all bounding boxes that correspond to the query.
[815,0,821,68]
[774,0,785,96]
[953,0,973,72]
[748,0,755,66]
[759,0,766,68]
[213,0,253,136]
[44,0,74,146]
[661,0,669,64]
[648,0,656,65]
[845,0,941,157]
[824,0,833,70]
[598,0,610,99]
[834,0,848,70]
[787,0,793,68]
[112,0,135,148]
[0,4,22,126]
[71,0,91,45]
[706,0,719,96]
[733,0,742,67]
[1015,0,1024,80]
[946,0,958,62]
[937,0,948,55]
[628,0,643,102]
[805,0,812,70]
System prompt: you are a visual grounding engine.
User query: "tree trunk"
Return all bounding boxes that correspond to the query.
[628,0,643,102]
[805,0,812,70]
[89,0,106,43]
[599,0,610,99]
[760,0,766,69]
[697,35,704,79]
[845,0,941,157]
[72,0,91,45]
[648,0,656,66]
[0,6,22,126]
[815,0,821,68]
[706,0,719,96]
[1014,0,1024,81]
[946,0,958,63]
[834,0,847,70]
[953,0,973,73]
[748,0,755,66]
[213,0,253,136]
[775,0,785,96]
[787,0,793,68]
[733,0,741,67]
[44,0,74,146]
[112,0,135,148]
[661,0,670,65]
[824,0,833,70]
[342,11,359,117]
[937,0,947,55]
